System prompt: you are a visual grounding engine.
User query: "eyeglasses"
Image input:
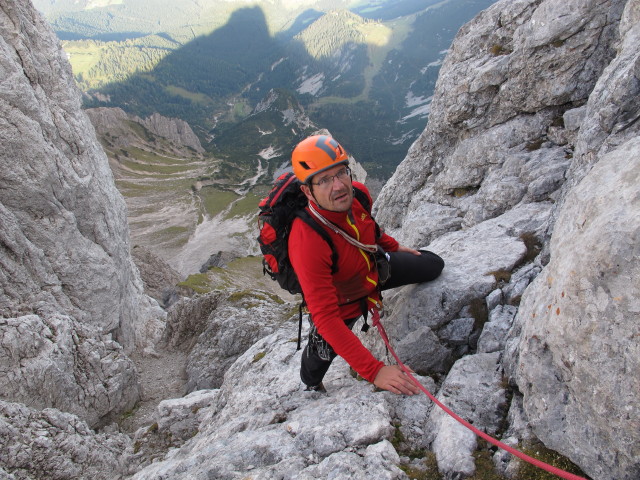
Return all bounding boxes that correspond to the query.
[310,167,351,188]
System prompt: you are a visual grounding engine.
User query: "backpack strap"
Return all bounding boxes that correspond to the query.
[297,300,306,350]
[353,185,382,240]
[294,210,339,350]
[353,185,370,212]
[295,209,339,274]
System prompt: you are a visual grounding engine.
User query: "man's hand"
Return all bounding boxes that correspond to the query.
[396,244,421,256]
[373,365,420,395]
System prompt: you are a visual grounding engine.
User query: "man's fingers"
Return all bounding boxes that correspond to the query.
[374,365,421,395]
[391,374,419,395]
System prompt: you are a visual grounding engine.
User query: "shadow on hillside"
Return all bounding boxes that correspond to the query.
[80,0,497,179]
[83,7,316,126]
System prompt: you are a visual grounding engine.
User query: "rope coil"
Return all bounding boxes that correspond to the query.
[370,309,588,480]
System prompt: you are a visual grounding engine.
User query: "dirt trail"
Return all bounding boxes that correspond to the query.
[120,348,188,434]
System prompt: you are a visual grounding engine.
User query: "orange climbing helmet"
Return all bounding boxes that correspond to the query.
[291,135,349,183]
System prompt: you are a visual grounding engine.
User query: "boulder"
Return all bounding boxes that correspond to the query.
[0,400,131,480]
[0,314,140,428]
[504,137,640,480]
[0,0,163,353]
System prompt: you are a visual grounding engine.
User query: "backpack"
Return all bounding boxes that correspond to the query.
[257,172,372,294]
[257,172,372,348]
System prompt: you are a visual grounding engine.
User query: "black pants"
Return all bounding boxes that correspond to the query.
[300,250,444,387]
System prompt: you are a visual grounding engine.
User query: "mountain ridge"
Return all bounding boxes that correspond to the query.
[40,0,498,179]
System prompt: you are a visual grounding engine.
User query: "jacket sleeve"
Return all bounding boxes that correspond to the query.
[378,231,399,252]
[289,219,385,382]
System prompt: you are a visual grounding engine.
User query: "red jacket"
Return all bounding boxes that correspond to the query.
[288,182,399,382]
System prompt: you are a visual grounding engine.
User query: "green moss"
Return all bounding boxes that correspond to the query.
[393,424,441,479]
[468,441,509,479]
[120,405,138,420]
[252,351,267,363]
[390,423,406,451]
[489,44,512,56]
[399,454,441,480]
[227,289,255,303]
[177,273,213,294]
[515,441,588,479]
[452,186,479,198]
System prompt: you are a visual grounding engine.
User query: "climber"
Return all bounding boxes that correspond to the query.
[288,135,444,394]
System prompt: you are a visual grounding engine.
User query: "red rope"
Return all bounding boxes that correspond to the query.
[370,310,587,480]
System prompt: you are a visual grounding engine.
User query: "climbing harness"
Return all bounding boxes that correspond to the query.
[369,308,588,480]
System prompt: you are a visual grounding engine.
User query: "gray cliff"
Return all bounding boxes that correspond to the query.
[375,0,639,478]
[0,0,638,479]
[86,107,205,154]
[0,0,164,429]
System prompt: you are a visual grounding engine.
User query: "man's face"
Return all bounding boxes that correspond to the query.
[301,164,353,212]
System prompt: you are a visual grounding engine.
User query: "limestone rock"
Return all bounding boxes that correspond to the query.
[131,325,421,479]
[0,314,140,428]
[374,0,624,238]
[477,305,517,353]
[367,202,550,374]
[0,400,131,480]
[140,112,204,153]
[132,245,183,308]
[162,288,294,391]
[504,137,640,480]
[86,107,204,153]
[426,353,506,478]
[564,0,640,191]
[0,0,161,353]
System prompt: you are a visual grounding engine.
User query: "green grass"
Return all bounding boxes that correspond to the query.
[177,273,213,294]
[197,186,239,217]
[165,85,212,104]
[118,157,197,175]
[152,225,191,239]
[361,17,412,97]
[515,441,588,480]
[252,351,267,363]
[115,177,197,197]
[225,190,261,219]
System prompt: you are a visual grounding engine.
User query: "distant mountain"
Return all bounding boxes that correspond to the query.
[36,0,498,180]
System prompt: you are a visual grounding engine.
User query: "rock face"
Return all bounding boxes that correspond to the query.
[131,325,430,480]
[374,0,624,237]
[140,112,205,153]
[131,245,183,308]
[161,289,294,392]
[504,137,640,480]
[86,107,205,153]
[0,0,164,427]
[0,314,140,428]
[374,0,640,478]
[0,400,132,480]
